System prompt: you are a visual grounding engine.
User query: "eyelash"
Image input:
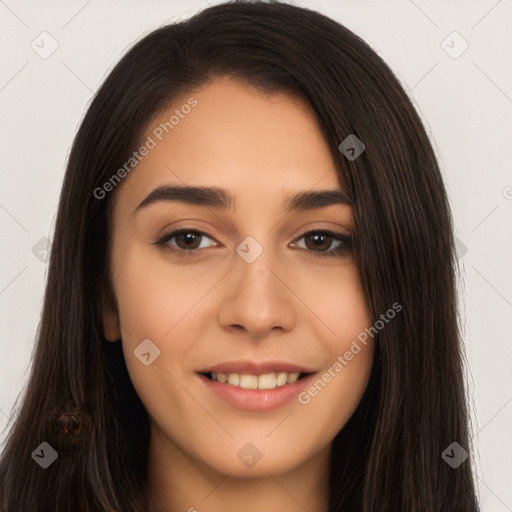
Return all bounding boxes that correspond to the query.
[153,227,352,259]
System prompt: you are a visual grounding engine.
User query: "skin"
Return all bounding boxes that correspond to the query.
[102,76,374,512]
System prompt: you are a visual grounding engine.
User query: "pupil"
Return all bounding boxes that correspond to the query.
[310,233,329,250]
[181,232,199,248]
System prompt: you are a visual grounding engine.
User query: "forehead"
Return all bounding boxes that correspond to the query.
[114,76,343,215]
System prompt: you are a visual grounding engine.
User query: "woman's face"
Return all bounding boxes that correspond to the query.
[102,75,374,478]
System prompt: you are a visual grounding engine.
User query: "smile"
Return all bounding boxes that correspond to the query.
[203,371,309,389]
[197,361,317,412]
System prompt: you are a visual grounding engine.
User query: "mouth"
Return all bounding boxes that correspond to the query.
[197,362,317,412]
[199,371,313,390]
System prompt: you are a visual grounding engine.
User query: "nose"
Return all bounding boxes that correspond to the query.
[217,240,297,340]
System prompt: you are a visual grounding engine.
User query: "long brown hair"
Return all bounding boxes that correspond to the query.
[0,1,479,510]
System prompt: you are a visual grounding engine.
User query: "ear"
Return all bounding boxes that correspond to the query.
[100,282,121,342]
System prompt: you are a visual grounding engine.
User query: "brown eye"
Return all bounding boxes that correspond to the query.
[154,228,216,258]
[293,230,352,259]
[174,231,203,250]
[304,232,334,251]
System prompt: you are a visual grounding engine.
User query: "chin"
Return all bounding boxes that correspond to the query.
[193,441,310,478]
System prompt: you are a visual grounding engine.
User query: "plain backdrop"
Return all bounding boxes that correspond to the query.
[0,0,511,509]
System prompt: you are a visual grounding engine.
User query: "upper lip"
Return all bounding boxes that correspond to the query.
[197,359,316,375]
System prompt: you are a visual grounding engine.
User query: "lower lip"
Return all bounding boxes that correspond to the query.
[198,373,316,412]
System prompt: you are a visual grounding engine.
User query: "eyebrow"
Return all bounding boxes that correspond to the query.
[133,184,354,215]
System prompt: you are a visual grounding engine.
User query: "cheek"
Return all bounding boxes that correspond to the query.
[110,243,218,396]
[296,266,374,430]
[296,283,374,445]
[299,262,371,340]
[296,344,374,458]
[112,244,199,337]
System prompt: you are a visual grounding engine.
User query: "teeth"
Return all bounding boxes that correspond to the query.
[239,374,258,389]
[228,373,239,386]
[210,371,302,389]
[286,372,300,384]
[276,372,287,386]
[258,372,276,389]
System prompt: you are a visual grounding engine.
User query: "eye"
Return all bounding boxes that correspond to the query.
[153,228,352,259]
[154,228,216,258]
[291,230,352,259]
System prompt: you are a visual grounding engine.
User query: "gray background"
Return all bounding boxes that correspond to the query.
[0,0,511,509]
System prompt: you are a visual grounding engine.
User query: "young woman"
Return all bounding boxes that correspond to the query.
[0,1,480,510]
